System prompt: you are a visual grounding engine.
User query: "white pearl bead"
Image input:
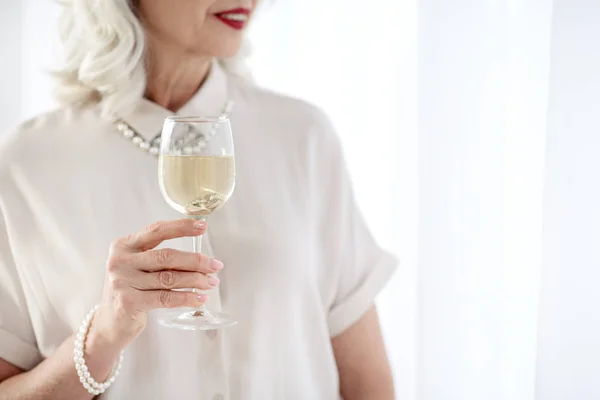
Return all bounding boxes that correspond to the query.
[139,142,150,150]
[123,129,135,138]
[74,305,121,395]
[117,123,127,131]
[149,147,159,155]
[132,136,142,145]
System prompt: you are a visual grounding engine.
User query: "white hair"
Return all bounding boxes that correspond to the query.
[54,0,253,118]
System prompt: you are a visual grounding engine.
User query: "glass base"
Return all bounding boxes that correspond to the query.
[157,309,237,331]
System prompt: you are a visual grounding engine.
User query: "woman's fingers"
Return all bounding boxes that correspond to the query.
[140,290,209,311]
[133,248,224,273]
[115,219,207,252]
[100,219,219,341]
[130,269,220,291]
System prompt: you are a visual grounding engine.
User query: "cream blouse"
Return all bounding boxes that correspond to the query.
[0,63,397,399]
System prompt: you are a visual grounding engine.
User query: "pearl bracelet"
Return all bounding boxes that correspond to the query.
[74,305,124,396]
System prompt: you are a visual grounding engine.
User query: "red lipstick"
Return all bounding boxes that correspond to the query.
[215,8,251,30]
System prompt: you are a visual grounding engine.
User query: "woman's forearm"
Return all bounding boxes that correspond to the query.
[0,325,123,400]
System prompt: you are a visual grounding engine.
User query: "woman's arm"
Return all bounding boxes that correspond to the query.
[0,321,124,400]
[332,306,394,400]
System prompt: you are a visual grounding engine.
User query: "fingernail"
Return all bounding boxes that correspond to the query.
[194,221,206,229]
[197,294,208,303]
[208,276,220,286]
[211,259,224,270]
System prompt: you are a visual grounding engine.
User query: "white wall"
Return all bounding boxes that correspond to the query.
[0,0,58,133]
[0,3,23,132]
[20,0,59,120]
[536,0,600,398]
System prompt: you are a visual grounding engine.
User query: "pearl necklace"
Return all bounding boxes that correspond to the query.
[114,100,235,157]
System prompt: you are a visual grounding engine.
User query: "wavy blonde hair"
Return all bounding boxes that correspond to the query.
[54,0,252,118]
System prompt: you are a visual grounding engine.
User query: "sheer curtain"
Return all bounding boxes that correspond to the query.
[2,0,600,399]
[536,1,600,398]
[418,1,552,399]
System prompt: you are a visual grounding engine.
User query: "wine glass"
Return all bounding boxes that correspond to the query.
[157,115,236,331]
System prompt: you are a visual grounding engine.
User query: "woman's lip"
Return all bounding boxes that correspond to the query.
[215,7,251,16]
[214,8,251,30]
[215,15,247,30]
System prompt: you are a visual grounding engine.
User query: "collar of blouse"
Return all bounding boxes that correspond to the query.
[114,60,231,155]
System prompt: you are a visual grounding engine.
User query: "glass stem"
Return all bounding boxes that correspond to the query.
[192,232,203,253]
[192,216,207,316]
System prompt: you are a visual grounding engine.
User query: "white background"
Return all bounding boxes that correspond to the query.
[2,1,600,399]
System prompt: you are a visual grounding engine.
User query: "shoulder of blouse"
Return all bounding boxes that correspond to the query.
[0,104,104,172]
[229,74,340,145]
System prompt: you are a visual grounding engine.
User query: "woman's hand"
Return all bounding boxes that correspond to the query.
[92,219,223,347]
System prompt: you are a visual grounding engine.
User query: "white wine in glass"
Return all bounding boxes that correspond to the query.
[161,155,235,216]
[157,116,236,331]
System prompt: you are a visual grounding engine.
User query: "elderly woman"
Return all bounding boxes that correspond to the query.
[0,0,396,399]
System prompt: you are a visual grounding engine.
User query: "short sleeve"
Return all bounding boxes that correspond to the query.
[310,112,398,337]
[0,206,42,370]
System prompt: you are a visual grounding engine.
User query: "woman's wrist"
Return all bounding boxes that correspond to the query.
[84,322,126,362]
[88,304,144,351]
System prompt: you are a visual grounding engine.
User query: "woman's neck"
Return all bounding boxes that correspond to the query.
[145,36,212,112]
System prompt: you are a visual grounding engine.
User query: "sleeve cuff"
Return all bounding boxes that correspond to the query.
[0,327,42,370]
[327,252,398,337]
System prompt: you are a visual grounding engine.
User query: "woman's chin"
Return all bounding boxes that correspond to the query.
[192,40,243,60]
